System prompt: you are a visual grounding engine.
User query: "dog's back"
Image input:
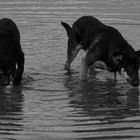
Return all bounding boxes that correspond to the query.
[72,16,104,34]
[71,16,105,46]
[0,18,20,39]
[0,18,20,56]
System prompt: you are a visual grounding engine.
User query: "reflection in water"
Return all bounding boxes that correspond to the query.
[0,86,24,139]
[64,73,140,139]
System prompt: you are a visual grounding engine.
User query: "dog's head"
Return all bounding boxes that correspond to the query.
[113,49,140,87]
[0,58,16,86]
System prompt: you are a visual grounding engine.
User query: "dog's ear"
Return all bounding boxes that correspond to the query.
[113,51,124,64]
[114,55,123,65]
[115,54,123,61]
[136,50,140,57]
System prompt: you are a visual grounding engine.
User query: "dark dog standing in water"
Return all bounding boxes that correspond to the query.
[0,18,24,85]
[61,16,140,86]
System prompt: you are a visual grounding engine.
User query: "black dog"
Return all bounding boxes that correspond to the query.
[0,18,24,85]
[61,16,140,86]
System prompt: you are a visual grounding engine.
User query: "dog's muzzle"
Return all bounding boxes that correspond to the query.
[127,78,139,87]
[124,72,139,87]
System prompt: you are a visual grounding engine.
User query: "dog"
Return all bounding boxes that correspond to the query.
[0,18,24,85]
[61,16,140,86]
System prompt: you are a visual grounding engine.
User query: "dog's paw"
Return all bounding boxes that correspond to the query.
[64,63,70,70]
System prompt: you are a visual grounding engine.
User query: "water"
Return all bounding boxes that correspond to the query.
[0,0,140,140]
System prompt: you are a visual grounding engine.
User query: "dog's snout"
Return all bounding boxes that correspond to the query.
[131,81,139,87]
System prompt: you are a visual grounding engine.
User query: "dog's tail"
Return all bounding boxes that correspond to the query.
[61,21,72,37]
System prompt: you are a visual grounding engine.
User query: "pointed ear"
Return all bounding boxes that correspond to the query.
[113,51,124,64]
[113,50,123,59]
[114,54,123,62]
[136,50,140,57]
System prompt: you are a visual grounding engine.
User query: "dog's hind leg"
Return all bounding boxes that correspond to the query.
[13,45,24,85]
[65,40,82,69]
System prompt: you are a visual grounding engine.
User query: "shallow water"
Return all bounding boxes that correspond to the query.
[0,0,140,140]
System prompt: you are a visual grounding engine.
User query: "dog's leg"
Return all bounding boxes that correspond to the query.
[80,54,88,80]
[13,49,24,85]
[71,44,82,62]
[65,43,82,69]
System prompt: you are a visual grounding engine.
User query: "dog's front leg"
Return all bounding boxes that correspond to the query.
[80,46,101,81]
[13,50,24,85]
[80,55,88,81]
